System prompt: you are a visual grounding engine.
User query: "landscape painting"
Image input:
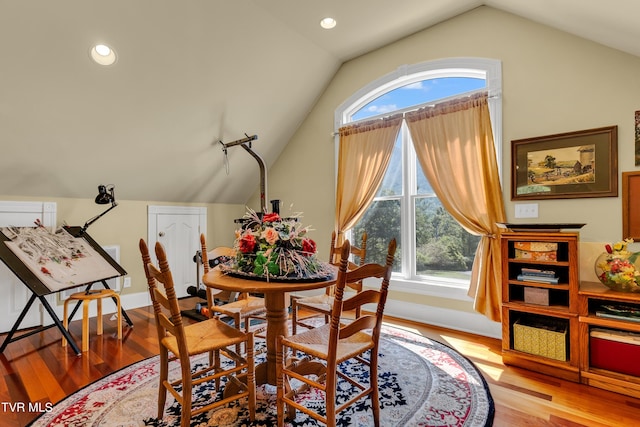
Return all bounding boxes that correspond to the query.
[526,144,595,187]
[511,126,618,200]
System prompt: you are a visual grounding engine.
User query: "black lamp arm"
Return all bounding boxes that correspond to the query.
[80,202,118,234]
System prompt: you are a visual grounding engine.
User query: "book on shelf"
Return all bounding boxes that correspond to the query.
[596,304,640,318]
[516,274,559,284]
[517,266,559,283]
[520,267,556,278]
[595,311,640,323]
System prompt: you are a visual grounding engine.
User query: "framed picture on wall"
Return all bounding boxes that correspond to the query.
[511,126,618,200]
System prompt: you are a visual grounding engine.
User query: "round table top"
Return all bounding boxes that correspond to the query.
[202,266,337,294]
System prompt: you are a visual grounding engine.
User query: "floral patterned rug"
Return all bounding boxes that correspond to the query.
[29,325,494,427]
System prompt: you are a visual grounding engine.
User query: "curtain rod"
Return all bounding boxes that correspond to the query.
[332,90,498,137]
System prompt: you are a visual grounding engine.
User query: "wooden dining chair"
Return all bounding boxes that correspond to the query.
[200,234,267,335]
[139,239,255,427]
[290,231,367,334]
[276,238,396,427]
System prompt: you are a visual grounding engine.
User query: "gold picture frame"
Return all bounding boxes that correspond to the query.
[511,126,618,200]
[623,171,640,240]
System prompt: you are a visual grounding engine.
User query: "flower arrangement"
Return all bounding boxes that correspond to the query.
[222,208,333,281]
[595,238,640,292]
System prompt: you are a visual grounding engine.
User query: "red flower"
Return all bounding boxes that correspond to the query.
[263,212,281,223]
[302,238,316,255]
[239,234,257,254]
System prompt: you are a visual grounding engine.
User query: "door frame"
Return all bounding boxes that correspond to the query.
[147,205,207,298]
[147,205,207,244]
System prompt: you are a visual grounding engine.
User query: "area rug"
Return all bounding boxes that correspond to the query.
[29,324,494,426]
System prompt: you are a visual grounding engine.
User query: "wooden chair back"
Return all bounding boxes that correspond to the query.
[140,239,189,358]
[200,234,243,307]
[139,239,169,345]
[327,230,367,294]
[328,238,396,360]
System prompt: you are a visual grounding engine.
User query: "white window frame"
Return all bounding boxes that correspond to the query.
[335,58,502,300]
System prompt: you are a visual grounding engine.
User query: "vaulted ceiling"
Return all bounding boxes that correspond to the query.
[2,1,639,203]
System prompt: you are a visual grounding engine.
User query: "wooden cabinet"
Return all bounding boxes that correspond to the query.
[500,231,580,382]
[500,231,640,394]
[578,281,640,398]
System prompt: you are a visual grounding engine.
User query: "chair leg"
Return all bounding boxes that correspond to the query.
[246,333,256,422]
[370,350,381,427]
[81,300,90,352]
[291,301,298,335]
[96,298,103,336]
[62,299,71,347]
[326,367,337,427]
[115,294,122,340]
[158,348,169,420]
[290,302,300,357]
[214,350,221,390]
[276,336,285,427]
[234,315,242,354]
[180,366,193,427]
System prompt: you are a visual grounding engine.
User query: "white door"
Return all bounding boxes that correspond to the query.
[148,206,206,298]
[0,202,57,333]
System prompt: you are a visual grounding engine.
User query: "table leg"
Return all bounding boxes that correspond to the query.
[258,292,288,386]
[223,291,287,396]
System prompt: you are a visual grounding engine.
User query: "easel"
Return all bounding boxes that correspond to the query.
[0,226,132,356]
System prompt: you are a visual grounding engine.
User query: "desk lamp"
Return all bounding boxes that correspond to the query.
[80,185,118,234]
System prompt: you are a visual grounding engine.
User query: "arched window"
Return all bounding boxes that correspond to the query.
[335,58,502,297]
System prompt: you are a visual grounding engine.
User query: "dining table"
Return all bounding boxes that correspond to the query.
[202,266,336,386]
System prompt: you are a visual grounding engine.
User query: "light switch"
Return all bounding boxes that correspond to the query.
[514,203,539,219]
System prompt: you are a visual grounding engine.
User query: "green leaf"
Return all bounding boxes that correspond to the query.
[267,261,280,275]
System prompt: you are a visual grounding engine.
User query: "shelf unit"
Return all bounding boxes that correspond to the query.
[578,281,640,398]
[500,231,580,382]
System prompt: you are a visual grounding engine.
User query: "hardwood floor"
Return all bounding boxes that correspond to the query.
[1,297,639,426]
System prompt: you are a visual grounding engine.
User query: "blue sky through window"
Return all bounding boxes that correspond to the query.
[352,77,485,121]
[356,77,486,197]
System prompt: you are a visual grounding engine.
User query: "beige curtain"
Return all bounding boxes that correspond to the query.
[405,92,506,322]
[335,114,403,243]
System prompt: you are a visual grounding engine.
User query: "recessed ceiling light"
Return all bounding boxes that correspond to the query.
[90,44,117,66]
[320,17,337,30]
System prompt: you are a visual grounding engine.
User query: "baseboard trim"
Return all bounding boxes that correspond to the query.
[59,291,502,339]
[383,298,501,339]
